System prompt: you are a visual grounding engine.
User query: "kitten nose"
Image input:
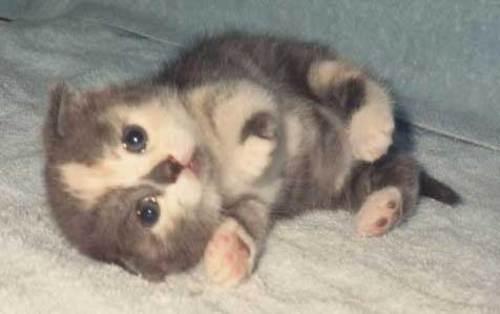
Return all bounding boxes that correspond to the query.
[164,155,184,183]
[147,155,185,184]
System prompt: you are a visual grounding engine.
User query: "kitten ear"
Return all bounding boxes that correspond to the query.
[48,82,80,137]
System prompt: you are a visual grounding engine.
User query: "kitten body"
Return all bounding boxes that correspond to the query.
[43,33,459,284]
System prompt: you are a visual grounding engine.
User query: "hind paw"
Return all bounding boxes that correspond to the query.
[356,186,402,237]
[348,80,394,162]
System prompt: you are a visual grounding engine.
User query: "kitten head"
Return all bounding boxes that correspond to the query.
[43,82,221,281]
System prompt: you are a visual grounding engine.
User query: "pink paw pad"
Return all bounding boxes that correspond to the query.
[356,186,402,237]
[204,219,253,287]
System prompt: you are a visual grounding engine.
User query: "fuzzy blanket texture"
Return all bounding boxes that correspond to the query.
[0,1,499,313]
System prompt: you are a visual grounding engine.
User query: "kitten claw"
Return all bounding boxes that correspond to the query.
[204,218,255,287]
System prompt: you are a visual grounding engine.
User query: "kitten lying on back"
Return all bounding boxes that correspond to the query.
[43,32,459,285]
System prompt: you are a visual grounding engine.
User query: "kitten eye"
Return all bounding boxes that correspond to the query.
[136,197,160,226]
[122,125,147,153]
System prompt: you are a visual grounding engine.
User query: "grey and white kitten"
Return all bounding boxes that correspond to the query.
[43,33,459,285]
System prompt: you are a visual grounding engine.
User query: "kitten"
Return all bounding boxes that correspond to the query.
[43,32,459,285]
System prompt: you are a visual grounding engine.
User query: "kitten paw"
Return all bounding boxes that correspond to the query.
[356,186,402,237]
[204,218,256,287]
[236,136,276,181]
[348,82,394,162]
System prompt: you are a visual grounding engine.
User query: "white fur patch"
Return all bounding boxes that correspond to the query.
[348,80,394,162]
[231,136,276,183]
[216,83,279,194]
[186,81,281,197]
[284,113,304,157]
[308,60,394,162]
[307,60,361,95]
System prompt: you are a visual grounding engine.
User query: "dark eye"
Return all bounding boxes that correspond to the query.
[136,197,160,226]
[122,125,147,153]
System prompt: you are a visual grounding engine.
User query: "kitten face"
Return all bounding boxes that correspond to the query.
[59,94,202,210]
[44,83,221,280]
[44,79,286,281]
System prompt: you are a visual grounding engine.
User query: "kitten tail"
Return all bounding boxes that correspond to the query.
[419,171,461,206]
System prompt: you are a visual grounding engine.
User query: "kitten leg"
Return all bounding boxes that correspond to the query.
[344,155,419,236]
[308,60,394,162]
[204,198,270,286]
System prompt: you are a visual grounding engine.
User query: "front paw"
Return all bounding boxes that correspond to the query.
[204,218,256,287]
[235,136,276,181]
[348,82,394,162]
[236,111,278,181]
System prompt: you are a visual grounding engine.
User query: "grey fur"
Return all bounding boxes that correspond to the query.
[43,32,459,282]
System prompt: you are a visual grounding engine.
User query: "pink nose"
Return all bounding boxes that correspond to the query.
[163,155,184,183]
[146,155,185,184]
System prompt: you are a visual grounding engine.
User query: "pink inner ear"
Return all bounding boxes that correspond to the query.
[50,83,105,138]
